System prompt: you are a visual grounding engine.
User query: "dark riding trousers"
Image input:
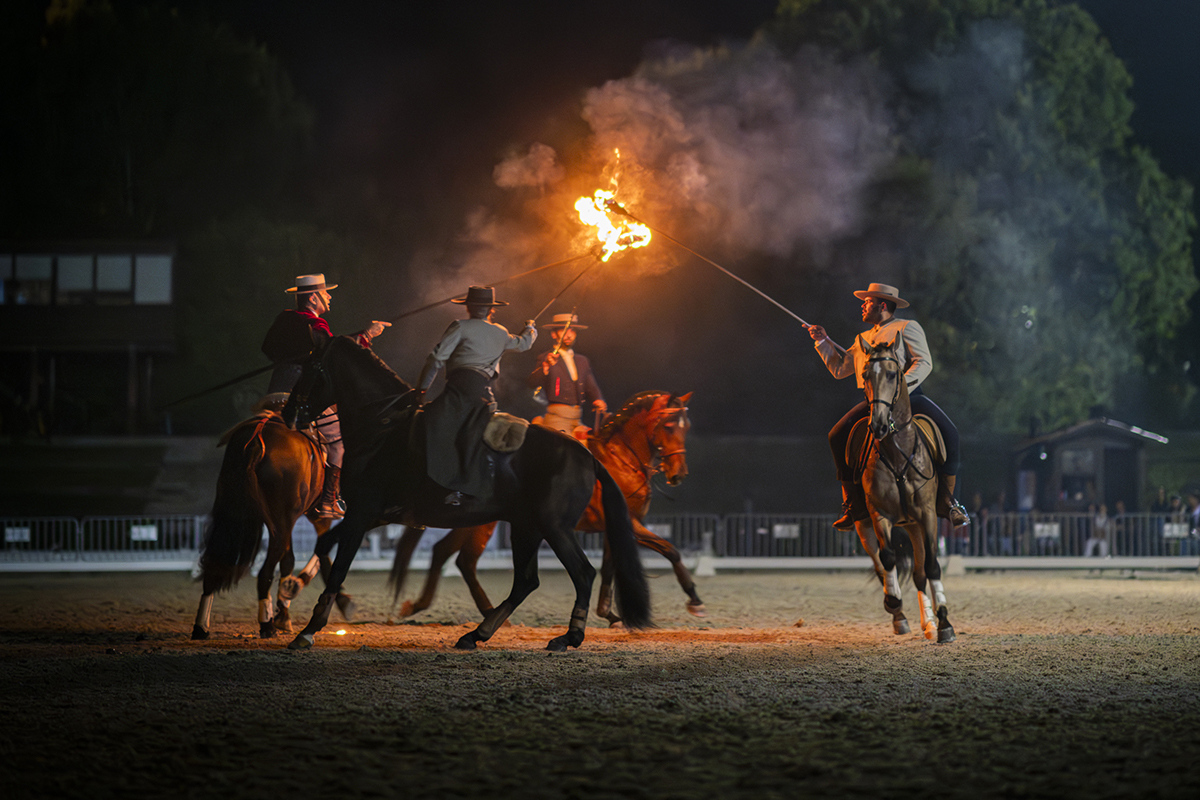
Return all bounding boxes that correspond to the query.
[828,386,960,481]
[423,367,498,499]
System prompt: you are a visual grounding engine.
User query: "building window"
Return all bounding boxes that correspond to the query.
[134,255,172,304]
[56,255,95,305]
[12,255,53,305]
[95,255,133,304]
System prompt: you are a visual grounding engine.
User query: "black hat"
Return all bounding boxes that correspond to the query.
[451,285,508,306]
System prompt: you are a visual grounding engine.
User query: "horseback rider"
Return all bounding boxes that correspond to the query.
[261,273,390,518]
[807,282,969,530]
[527,313,608,436]
[418,285,536,504]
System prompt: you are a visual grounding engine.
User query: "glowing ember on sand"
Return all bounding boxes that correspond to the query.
[575,189,651,262]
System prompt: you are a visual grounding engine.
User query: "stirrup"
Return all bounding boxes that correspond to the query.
[444,491,465,506]
[316,497,345,520]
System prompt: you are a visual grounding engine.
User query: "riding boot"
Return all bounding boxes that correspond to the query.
[937,473,969,527]
[833,480,867,531]
[317,465,345,519]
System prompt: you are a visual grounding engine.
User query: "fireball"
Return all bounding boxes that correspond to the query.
[575,189,651,262]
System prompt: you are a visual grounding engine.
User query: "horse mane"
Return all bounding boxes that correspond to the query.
[329,335,415,394]
[595,391,671,443]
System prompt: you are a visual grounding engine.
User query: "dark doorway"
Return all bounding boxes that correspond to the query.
[1104,447,1138,510]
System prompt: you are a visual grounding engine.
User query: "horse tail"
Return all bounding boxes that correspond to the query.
[596,459,652,629]
[198,425,267,592]
[386,526,427,603]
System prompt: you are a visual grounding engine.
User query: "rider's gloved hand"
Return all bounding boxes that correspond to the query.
[807,324,828,343]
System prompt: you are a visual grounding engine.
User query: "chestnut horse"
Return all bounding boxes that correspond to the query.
[852,337,955,642]
[191,412,350,639]
[282,336,651,652]
[387,391,698,625]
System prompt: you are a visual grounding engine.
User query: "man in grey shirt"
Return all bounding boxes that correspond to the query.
[419,285,536,502]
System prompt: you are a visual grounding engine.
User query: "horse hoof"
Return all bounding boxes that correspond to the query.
[923,625,937,641]
[607,619,625,630]
[398,600,415,618]
[278,576,303,601]
[546,637,569,652]
[893,618,910,635]
[287,634,314,651]
[686,602,708,618]
[190,625,209,641]
[272,617,294,633]
[335,594,356,622]
[259,623,276,639]
[454,634,479,651]
[937,626,957,644]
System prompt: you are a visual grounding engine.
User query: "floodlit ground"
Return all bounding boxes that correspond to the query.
[1,568,1198,799]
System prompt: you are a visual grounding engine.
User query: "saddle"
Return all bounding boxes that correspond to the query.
[847,414,945,481]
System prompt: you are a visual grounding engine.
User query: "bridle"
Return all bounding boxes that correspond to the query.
[607,402,688,491]
[863,351,907,438]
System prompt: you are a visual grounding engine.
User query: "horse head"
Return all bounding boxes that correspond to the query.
[650,391,692,486]
[860,336,907,440]
[282,338,336,431]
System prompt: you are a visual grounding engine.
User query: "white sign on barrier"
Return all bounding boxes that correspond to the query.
[645,524,672,540]
[1162,523,1190,539]
[129,525,158,542]
[1034,522,1061,540]
[5,527,31,543]
[772,524,800,540]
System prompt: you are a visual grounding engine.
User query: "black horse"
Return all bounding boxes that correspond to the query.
[281,336,652,651]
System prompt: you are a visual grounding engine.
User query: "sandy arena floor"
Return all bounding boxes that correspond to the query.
[1,567,1197,799]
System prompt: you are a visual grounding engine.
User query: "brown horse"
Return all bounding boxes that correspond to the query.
[191,411,347,639]
[387,391,697,625]
[851,337,955,642]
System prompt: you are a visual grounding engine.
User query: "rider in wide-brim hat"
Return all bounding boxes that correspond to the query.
[528,313,606,437]
[419,285,536,504]
[261,273,390,518]
[807,281,967,530]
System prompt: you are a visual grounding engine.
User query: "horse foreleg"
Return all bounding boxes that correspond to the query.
[858,517,909,635]
[632,520,705,617]
[914,516,956,644]
[279,553,319,601]
[311,523,356,622]
[289,513,370,650]
[456,526,540,651]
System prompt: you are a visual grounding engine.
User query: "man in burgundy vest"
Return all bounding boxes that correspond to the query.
[527,313,607,436]
[261,273,389,518]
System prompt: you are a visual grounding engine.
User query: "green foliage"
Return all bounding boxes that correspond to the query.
[160,215,370,433]
[770,0,1197,433]
[0,0,314,239]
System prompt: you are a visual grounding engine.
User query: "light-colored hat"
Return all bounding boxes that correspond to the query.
[853,282,909,309]
[451,285,508,306]
[544,313,587,330]
[285,274,338,294]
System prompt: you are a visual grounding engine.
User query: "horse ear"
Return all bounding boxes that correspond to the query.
[678,392,693,405]
[650,394,671,412]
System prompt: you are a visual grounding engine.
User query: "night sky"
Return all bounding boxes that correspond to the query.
[171,1,1200,435]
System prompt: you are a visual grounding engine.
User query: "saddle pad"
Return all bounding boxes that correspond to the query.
[484,412,528,453]
[914,414,946,468]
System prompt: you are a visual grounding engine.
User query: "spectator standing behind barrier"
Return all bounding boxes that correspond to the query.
[1187,494,1200,557]
[1084,503,1111,558]
[1112,499,1126,555]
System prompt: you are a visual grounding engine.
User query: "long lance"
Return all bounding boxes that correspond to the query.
[163,251,597,410]
[605,200,811,329]
[388,251,593,324]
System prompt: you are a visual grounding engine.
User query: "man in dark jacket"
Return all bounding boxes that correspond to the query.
[261,273,389,517]
[527,313,607,436]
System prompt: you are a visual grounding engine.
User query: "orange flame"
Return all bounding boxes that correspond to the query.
[575,189,651,262]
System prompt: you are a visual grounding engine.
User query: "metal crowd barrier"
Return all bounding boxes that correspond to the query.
[2,512,1196,571]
